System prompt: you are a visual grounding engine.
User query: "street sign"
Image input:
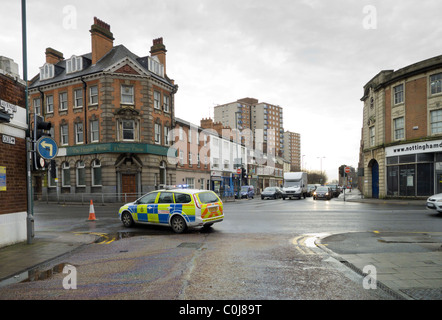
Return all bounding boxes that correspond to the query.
[344,167,351,174]
[37,137,58,160]
[237,168,242,174]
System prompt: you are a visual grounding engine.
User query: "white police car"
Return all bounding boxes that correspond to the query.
[118,189,224,233]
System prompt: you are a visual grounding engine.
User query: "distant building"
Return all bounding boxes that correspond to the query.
[283,131,301,171]
[0,57,28,247]
[28,18,178,201]
[360,54,442,198]
[213,97,284,157]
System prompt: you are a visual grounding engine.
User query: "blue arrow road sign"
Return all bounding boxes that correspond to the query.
[37,137,58,160]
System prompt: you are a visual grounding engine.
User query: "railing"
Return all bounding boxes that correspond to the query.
[34,192,140,205]
[34,191,238,205]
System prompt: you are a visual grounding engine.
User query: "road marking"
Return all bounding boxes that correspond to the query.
[74,232,115,244]
[291,236,315,255]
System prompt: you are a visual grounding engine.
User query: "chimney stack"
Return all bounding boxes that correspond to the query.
[90,17,114,64]
[45,48,64,64]
[150,37,167,74]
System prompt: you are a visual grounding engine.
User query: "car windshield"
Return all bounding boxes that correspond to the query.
[264,187,275,192]
[316,187,329,192]
[198,192,220,204]
[241,186,249,191]
[283,181,300,187]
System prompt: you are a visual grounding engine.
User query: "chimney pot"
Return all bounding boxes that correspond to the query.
[90,17,114,64]
[45,47,64,64]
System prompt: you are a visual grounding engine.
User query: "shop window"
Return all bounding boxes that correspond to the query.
[399,154,415,164]
[399,165,415,196]
[417,163,434,196]
[387,156,398,165]
[387,166,399,196]
[417,153,434,162]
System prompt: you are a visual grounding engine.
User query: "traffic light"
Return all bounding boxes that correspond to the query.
[33,114,52,170]
[242,167,247,179]
[339,166,344,177]
[34,114,52,141]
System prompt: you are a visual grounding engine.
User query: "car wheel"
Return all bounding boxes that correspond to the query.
[171,215,187,233]
[121,212,134,228]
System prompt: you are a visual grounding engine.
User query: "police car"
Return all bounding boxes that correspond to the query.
[118,189,224,233]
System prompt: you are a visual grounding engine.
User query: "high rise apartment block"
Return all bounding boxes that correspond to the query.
[214,98,284,157]
[283,131,301,171]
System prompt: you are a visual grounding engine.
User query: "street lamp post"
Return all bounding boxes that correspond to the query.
[317,156,325,184]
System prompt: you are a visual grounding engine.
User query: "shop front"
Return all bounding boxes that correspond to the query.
[385,140,442,197]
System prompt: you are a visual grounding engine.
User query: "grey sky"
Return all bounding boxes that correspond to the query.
[2,0,442,181]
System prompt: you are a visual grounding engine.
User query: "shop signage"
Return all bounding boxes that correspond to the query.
[64,142,173,157]
[385,139,442,157]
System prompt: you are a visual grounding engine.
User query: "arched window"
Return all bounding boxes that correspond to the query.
[66,55,83,74]
[92,159,102,186]
[76,161,86,187]
[39,63,54,80]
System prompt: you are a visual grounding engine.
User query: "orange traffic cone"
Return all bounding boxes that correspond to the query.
[88,199,97,221]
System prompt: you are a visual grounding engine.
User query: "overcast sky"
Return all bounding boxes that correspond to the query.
[3,0,442,181]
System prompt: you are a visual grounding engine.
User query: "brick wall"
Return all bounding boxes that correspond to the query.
[0,73,27,215]
[405,77,427,140]
[0,137,27,214]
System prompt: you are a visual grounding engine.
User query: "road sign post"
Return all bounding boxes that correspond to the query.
[343,167,350,202]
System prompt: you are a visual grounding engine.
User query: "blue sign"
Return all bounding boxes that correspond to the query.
[37,137,58,160]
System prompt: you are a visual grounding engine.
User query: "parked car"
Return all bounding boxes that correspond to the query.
[313,186,332,200]
[426,193,442,213]
[239,185,255,199]
[261,187,284,199]
[326,184,340,198]
[119,189,223,233]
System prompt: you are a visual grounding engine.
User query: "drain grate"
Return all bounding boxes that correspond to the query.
[177,242,202,249]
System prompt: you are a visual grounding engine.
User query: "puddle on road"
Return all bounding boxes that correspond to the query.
[22,263,69,283]
[0,263,70,287]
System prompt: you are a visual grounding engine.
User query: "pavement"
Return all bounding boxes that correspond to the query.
[0,191,440,299]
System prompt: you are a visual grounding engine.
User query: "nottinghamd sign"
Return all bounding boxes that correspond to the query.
[385,139,442,157]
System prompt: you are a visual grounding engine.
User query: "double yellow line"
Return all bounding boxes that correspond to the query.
[291,235,316,255]
[74,232,116,244]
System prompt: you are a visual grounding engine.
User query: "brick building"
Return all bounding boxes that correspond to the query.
[0,57,28,247]
[360,54,442,198]
[173,118,211,190]
[283,130,301,171]
[28,18,178,201]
